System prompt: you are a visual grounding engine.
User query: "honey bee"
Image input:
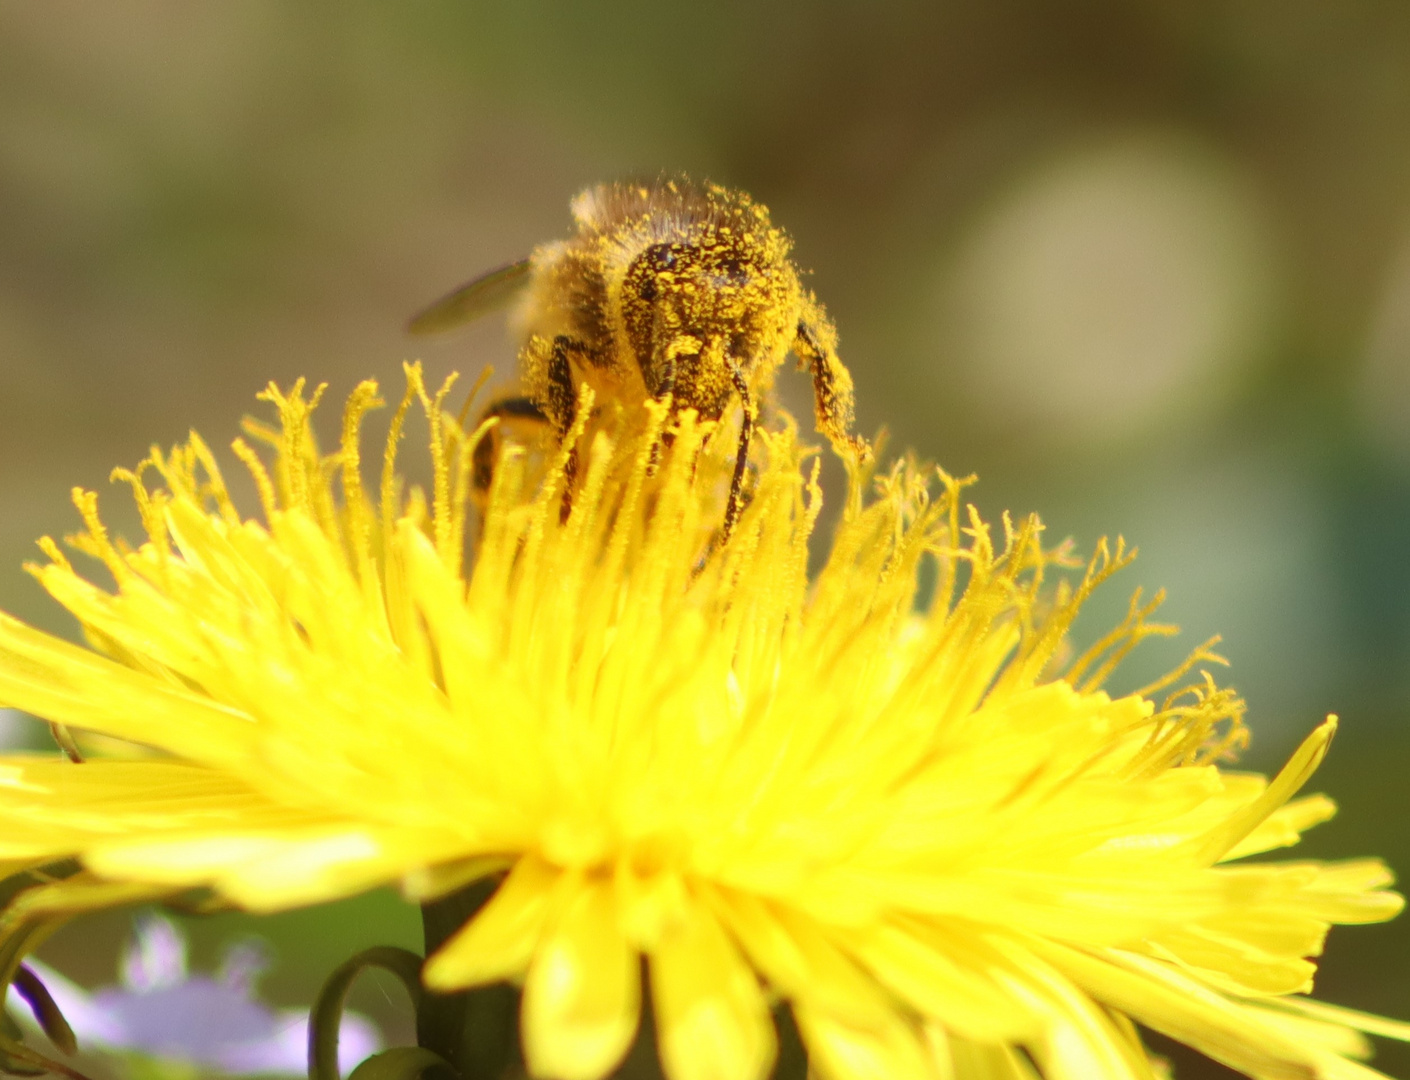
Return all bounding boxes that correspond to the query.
[408,176,869,537]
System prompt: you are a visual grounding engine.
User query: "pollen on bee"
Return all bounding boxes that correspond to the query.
[409,176,870,541]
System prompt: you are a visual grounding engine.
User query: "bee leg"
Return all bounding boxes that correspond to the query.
[646,354,679,476]
[722,363,757,543]
[470,396,552,502]
[655,352,679,402]
[546,335,583,522]
[795,304,871,463]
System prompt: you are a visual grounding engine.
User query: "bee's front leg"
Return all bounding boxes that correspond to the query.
[537,334,594,520]
[794,300,871,464]
[722,361,757,543]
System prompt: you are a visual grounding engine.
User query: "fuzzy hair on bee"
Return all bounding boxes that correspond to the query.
[409,176,870,538]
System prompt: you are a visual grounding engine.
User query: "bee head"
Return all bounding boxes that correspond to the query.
[620,228,797,400]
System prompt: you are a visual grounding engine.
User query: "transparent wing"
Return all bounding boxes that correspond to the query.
[406,259,532,335]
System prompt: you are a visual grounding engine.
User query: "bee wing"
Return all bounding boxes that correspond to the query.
[406,258,532,335]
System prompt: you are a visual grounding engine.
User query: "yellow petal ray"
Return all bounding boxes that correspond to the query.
[0,758,330,855]
[1224,795,1338,860]
[0,757,473,910]
[1031,940,1318,1080]
[0,613,255,766]
[848,921,1039,1043]
[1182,908,1329,965]
[400,855,515,904]
[983,940,1147,1080]
[522,875,641,1080]
[1148,923,1318,996]
[793,1002,937,1080]
[919,1024,958,1080]
[1294,859,1405,923]
[706,891,892,1026]
[650,899,776,1080]
[1240,1004,1374,1061]
[1267,995,1410,1043]
[424,855,560,991]
[85,824,470,911]
[1193,718,1337,866]
[945,1039,1041,1080]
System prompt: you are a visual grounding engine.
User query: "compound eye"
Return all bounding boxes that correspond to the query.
[643,243,678,271]
[636,243,679,301]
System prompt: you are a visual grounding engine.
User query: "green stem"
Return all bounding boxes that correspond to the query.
[418,880,520,1080]
[309,947,434,1080]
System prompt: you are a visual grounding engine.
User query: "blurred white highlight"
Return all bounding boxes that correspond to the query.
[1359,229,1410,465]
[937,133,1277,443]
[0,710,30,751]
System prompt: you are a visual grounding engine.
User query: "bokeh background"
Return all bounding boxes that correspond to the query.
[2,3,1409,1078]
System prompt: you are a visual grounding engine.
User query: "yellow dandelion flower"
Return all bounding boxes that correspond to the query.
[0,366,1406,1080]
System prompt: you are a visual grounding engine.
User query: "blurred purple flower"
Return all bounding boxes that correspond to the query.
[9,912,381,1077]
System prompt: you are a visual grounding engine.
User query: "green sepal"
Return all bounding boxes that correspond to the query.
[0,1040,93,1080]
[347,1048,458,1080]
[0,1046,55,1078]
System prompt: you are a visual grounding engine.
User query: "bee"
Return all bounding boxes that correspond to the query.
[408,176,869,537]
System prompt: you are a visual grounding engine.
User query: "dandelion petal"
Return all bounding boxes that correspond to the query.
[650,903,775,1080]
[424,856,559,991]
[522,877,640,1080]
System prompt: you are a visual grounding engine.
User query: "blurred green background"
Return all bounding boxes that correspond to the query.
[2,3,1409,1077]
